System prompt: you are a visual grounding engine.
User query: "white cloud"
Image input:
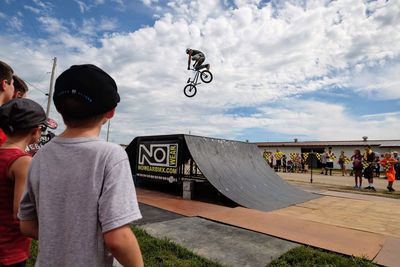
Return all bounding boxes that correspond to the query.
[74,0,107,13]
[23,0,54,18]
[8,16,23,31]
[24,5,42,14]
[80,18,98,36]
[142,0,158,6]
[255,99,397,141]
[111,0,125,6]
[1,0,400,144]
[74,0,90,13]
[32,0,53,12]
[37,16,66,33]
[362,111,400,119]
[350,61,400,99]
[99,17,118,31]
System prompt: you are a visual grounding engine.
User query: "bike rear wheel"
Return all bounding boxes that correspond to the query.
[200,70,213,83]
[184,84,197,97]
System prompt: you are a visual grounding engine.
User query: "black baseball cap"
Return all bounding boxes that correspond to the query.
[53,64,120,118]
[0,98,49,133]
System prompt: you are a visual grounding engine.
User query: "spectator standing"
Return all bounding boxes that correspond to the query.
[18,64,143,267]
[338,151,348,176]
[0,98,48,267]
[0,61,15,146]
[320,149,327,174]
[275,149,283,172]
[325,147,334,176]
[363,145,376,191]
[351,149,363,189]
[301,154,308,173]
[282,154,287,172]
[12,75,28,98]
[268,152,274,168]
[295,153,302,172]
[374,155,381,177]
[0,74,29,147]
[393,151,400,180]
[0,61,14,105]
[380,152,398,192]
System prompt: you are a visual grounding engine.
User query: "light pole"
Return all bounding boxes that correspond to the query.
[310,150,314,183]
[106,119,111,142]
[46,57,57,117]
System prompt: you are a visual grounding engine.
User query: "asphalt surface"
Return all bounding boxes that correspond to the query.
[125,172,400,267]
[133,203,299,267]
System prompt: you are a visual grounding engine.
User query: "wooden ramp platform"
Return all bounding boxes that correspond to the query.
[137,188,400,266]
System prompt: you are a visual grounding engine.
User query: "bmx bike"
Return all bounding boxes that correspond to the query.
[184,68,213,97]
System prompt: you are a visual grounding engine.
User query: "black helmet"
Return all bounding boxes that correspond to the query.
[186,48,191,54]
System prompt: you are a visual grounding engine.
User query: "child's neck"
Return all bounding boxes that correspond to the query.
[59,125,102,138]
[2,137,30,151]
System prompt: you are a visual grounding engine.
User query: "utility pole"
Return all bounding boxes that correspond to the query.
[46,57,57,117]
[106,119,111,142]
[310,150,313,183]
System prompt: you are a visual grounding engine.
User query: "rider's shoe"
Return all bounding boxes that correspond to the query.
[187,78,191,83]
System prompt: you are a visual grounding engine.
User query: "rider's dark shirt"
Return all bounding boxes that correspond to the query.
[191,49,204,57]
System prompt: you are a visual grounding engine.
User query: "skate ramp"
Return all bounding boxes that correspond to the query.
[184,135,318,211]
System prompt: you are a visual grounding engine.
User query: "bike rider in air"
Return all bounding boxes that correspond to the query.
[186,48,210,71]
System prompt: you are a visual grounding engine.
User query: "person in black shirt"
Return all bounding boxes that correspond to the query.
[363,145,376,191]
[186,49,210,71]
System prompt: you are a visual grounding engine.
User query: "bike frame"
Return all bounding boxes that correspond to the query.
[187,69,202,86]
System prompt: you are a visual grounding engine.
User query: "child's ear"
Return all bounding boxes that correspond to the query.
[1,79,6,91]
[29,127,42,144]
[14,91,25,98]
[101,108,115,125]
[104,108,115,119]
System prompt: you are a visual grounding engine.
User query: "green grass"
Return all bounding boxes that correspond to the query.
[268,246,377,267]
[27,238,38,267]
[27,226,226,267]
[27,228,378,267]
[131,226,225,267]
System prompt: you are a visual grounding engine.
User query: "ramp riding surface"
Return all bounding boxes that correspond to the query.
[184,135,318,211]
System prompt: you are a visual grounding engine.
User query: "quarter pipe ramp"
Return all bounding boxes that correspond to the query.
[184,135,318,211]
[126,134,318,212]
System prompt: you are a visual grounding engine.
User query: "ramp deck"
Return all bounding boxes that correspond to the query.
[184,135,318,211]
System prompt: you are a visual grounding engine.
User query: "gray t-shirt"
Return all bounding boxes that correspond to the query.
[18,137,142,267]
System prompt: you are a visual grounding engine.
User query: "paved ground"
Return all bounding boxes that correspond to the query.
[130,173,400,267]
[132,203,299,267]
[135,203,183,225]
[140,217,299,267]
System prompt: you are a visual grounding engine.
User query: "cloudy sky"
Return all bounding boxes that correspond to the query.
[1,0,399,144]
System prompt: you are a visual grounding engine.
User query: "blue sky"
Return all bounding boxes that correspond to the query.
[1,0,399,144]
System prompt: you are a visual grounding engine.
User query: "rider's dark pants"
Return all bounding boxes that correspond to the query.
[194,57,205,70]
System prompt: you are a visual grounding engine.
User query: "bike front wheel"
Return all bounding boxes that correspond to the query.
[184,84,197,97]
[200,70,213,83]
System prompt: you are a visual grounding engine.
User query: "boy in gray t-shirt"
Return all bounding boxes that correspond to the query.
[18,64,143,267]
